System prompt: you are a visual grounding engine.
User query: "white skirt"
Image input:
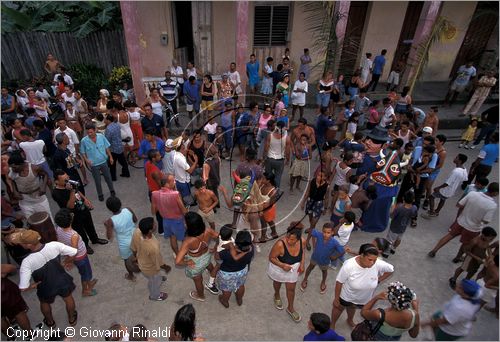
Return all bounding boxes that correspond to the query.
[267,262,300,283]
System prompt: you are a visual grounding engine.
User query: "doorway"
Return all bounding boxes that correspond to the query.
[391,2,425,72]
[173,2,194,65]
[451,1,498,76]
[338,1,369,77]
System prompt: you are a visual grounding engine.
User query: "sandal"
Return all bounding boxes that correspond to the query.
[300,280,307,292]
[43,318,56,328]
[82,289,97,297]
[320,283,327,295]
[189,291,206,302]
[274,297,284,310]
[68,310,78,327]
[286,309,302,323]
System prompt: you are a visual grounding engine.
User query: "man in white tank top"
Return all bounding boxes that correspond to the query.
[264,121,291,188]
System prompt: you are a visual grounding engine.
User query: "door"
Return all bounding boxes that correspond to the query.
[451,1,498,76]
[391,1,424,71]
[191,2,213,74]
[173,2,194,67]
[338,1,369,77]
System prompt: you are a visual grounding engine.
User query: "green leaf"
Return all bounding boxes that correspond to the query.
[96,9,111,27]
[73,19,99,37]
[1,4,32,29]
[36,20,68,32]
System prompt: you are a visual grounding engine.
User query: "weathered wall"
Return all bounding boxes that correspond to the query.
[135,1,175,77]
[212,2,237,75]
[422,1,477,81]
[358,1,408,81]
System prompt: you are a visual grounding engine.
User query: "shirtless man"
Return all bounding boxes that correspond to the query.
[193,180,218,230]
[421,106,439,136]
[291,118,316,147]
[478,253,499,316]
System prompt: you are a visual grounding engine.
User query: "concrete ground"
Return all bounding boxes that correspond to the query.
[5,127,499,341]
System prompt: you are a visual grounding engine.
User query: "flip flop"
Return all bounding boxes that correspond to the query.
[68,310,78,327]
[286,309,301,323]
[43,318,56,328]
[189,291,206,302]
[300,280,307,292]
[274,297,284,310]
[320,283,327,295]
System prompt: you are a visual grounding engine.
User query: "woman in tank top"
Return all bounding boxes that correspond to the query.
[395,86,412,114]
[124,100,143,151]
[96,89,109,114]
[316,71,334,112]
[267,223,306,322]
[259,172,279,241]
[74,91,91,127]
[64,102,82,138]
[201,75,215,120]
[347,70,365,98]
[145,88,166,117]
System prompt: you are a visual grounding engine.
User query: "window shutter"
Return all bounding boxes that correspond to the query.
[270,6,289,46]
[254,6,272,46]
[253,4,289,47]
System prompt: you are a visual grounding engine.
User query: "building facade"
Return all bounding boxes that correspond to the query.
[120,1,499,103]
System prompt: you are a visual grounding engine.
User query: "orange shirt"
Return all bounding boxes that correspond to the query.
[145,161,161,192]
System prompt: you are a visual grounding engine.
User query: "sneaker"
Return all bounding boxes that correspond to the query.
[329,263,337,270]
[255,244,261,253]
[464,145,469,149]
[470,145,477,149]
[204,282,220,295]
[150,292,168,301]
[458,143,463,148]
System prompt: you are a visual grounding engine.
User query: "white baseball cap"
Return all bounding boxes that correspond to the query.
[165,139,174,149]
[422,126,433,134]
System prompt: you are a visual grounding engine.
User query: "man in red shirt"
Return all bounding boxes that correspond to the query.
[145,149,163,234]
[151,174,187,257]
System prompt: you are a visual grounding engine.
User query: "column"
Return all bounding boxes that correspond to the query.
[333,1,351,74]
[120,1,146,104]
[236,1,249,103]
[401,1,442,92]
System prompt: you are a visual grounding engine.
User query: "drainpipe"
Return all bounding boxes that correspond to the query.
[120,1,146,104]
[401,1,442,94]
[236,1,249,104]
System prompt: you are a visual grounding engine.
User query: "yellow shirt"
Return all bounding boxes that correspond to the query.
[130,229,164,276]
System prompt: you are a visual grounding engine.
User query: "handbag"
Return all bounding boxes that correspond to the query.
[351,308,385,341]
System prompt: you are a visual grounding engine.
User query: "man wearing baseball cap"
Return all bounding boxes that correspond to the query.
[414,126,433,148]
[163,138,175,175]
[13,229,79,327]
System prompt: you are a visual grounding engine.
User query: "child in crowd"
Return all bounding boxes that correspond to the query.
[193,180,219,230]
[277,108,290,131]
[459,119,478,149]
[459,177,489,200]
[303,313,345,341]
[448,227,497,289]
[204,117,218,143]
[303,171,330,251]
[384,191,417,258]
[330,153,353,209]
[331,211,355,268]
[330,185,352,226]
[399,142,414,178]
[54,208,98,297]
[206,225,235,295]
[301,223,345,294]
[214,126,226,158]
[412,148,431,188]
[345,112,359,140]
[92,113,106,134]
[273,93,285,116]
[477,253,499,315]
[290,134,312,193]
[426,154,468,217]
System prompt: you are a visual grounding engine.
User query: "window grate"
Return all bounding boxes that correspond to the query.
[253,5,289,47]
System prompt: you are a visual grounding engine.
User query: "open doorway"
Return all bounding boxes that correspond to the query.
[173,2,194,65]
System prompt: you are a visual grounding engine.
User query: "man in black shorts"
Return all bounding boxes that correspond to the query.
[13,230,79,328]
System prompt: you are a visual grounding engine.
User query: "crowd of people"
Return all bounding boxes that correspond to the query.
[1,48,499,341]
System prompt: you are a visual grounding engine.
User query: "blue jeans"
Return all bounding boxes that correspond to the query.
[473,122,497,146]
[74,256,93,281]
[316,93,330,108]
[222,126,233,151]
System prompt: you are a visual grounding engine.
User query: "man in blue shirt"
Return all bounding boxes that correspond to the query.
[314,107,335,148]
[141,104,167,140]
[183,76,200,120]
[246,53,260,94]
[80,123,115,201]
[368,49,387,91]
[104,114,130,181]
[466,132,499,187]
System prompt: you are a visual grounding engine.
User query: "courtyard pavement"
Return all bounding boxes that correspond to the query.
[5,127,499,341]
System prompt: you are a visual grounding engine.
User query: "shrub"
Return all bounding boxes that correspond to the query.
[109,66,132,91]
[69,63,108,103]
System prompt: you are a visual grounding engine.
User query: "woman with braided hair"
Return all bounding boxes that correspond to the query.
[361,281,420,340]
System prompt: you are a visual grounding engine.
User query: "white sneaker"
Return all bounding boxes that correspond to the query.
[255,244,261,253]
[470,145,477,149]
[464,145,469,149]
[458,143,463,148]
[329,263,337,270]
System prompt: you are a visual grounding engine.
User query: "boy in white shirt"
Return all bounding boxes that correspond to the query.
[203,117,218,143]
[331,211,355,269]
[426,154,468,217]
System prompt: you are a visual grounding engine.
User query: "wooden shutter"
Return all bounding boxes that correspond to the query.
[253,5,289,47]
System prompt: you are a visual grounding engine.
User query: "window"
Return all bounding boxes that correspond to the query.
[253,4,289,46]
